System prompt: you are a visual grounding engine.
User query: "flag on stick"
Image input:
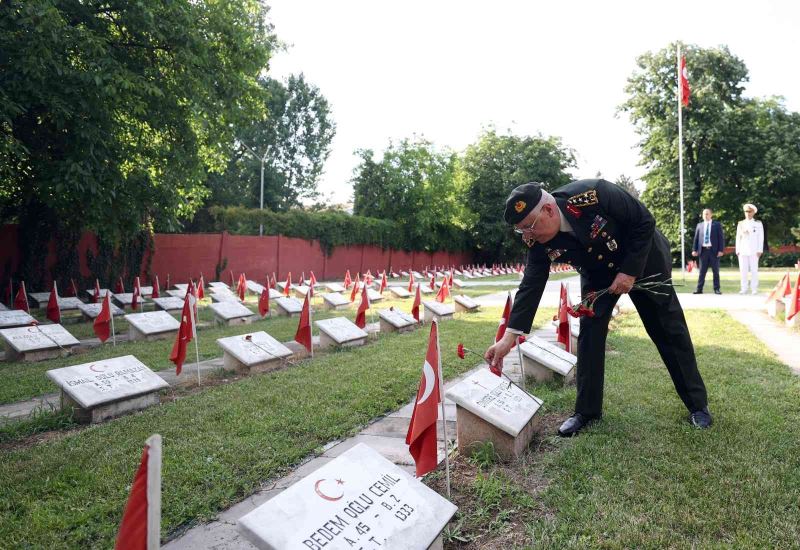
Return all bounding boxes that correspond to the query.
[407,271,415,293]
[283,273,292,297]
[379,271,388,294]
[787,272,800,321]
[412,283,421,322]
[294,292,312,353]
[350,277,360,302]
[93,279,101,303]
[46,282,61,324]
[13,281,29,312]
[69,278,79,298]
[309,271,318,288]
[405,321,442,478]
[115,434,162,550]
[151,275,160,299]
[94,292,113,343]
[435,277,449,303]
[344,270,352,290]
[258,281,270,318]
[766,272,792,303]
[197,274,205,300]
[429,275,435,290]
[270,272,277,289]
[556,283,572,353]
[115,277,125,294]
[355,284,370,329]
[170,293,197,376]
[680,55,691,107]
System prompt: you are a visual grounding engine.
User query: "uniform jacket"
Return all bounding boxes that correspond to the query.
[692,220,725,255]
[508,179,672,334]
[735,219,764,255]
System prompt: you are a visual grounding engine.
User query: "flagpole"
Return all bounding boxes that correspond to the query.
[434,320,451,499]
[677,43,686,285]
[309,294,314,359]
[192,296,201,386]
[145,434,162,550]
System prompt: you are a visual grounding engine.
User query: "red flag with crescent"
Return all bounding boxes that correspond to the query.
[556,283,572,352]
[350,277,360,303]
[435,277,449,303]
[258,283,270,318]
[170,293,196,375]
[355,284,370,329]
[379,271,387,294]
[407,271,415,293]
[115,435,161,550]
[94,292,112,342]
[405,321,441,477]
[46,282,61,324]
[197,274,205,300]
[13,281,29,312]
[680,56,691,107]
[766,272,792,304]
[294,292,312,352]
[412,283,421,322]
[151,275,160,299]
[283,273,291,298]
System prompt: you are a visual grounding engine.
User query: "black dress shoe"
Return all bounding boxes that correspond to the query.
[714,289,722,295]
[689,407,713,428]
[558,413,600,437]
[692,290,703,294]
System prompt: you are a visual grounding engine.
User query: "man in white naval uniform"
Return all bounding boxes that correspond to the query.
[735,203,764,294]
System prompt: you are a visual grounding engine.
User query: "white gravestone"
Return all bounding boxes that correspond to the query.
[217,331,293,374]
[294,285,311,298]
[325,282,346,293]
[0,303,6,311]
[211,291,241,303]
[151,297,185,312]
[0,324,80,362]
[316,317,368,349]
[445,368,543,460]
[238,443,457,550]
[174,283,188,292]
[0,310,36,329]
[113,293,146,307]
[451,279,465,288]
[519,336,577,384]
[462,272,474,279]
[46,355,168,423]
[139,286,153,297]
[209,281,230,289]
[57,297,84,310]
[767,298,785,319]
[419,286,434,295]
[275,297,304,317]
[453,295,479,314]
[125,311,181,341]
[366,288,384,302]
[322,292,351,311]
[78,302,124,321]
[27,292,52,307]
[246,280,266,295]
[268,288,283,300]
[166,289,189,299]
[209,302,254,326]
[378,309,418,334]
[387,287,411,299]
[85,288,111,300]
[422,301,454,323]
[411,271,424,279]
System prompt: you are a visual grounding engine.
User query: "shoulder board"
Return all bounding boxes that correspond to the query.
[566,189,598,207]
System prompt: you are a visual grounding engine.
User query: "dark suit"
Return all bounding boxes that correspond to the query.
[692,220,725,292]
[508,179,708,418]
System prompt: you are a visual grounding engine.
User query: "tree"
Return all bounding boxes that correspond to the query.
[0,0,274,287]
[207,74,336,210]
[614,174,640,199]
[620,43,800,260]
[351,137,471,252]
[462,128,576,262]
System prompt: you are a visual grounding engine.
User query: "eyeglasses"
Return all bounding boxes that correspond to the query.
[513,207,545,235]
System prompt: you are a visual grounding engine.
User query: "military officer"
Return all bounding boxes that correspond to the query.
[484,179,712,436]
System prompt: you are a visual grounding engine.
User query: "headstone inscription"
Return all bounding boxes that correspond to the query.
[209,302,255,326]
[274,297,303,317]
[422,301,454,323]
[453,295,479,314]
[151,297,185,312]
[78,302,124,321]
[237,443,458,550]
[217,331,293,374]
[518,336,577,384]
[315,317,368,349]
[444,368,543,461]
[377,309,418,334]
[46,355,169,423]
[322,292,351,311]
[0,310,36,329]
[0,324,80,361]
[124,311,181,341]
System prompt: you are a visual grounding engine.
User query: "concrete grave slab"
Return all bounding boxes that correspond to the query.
[322,292,351,311]
[387,287,411,299]
[78,302,124,321]
[294,285,311,298]
[378,309,418,334]
[166,289,188,299]
[57,297,84,310]
[151,297,185,312]
[217,331,293,374]
[246,280,266,295]
[125,311,180,341]
[519,336,577,384]
[315,317,368,349]
[0,324,80,361]
[325,282,346,293]
[85,289,111,300]
[209,302,254,326]
[453,294,479,313]
[0,310,36,329]
[27,292,51,307]
[422,301,454,323]
[366,288,384,302]
[274,297,304,317]
[268,288,283,300]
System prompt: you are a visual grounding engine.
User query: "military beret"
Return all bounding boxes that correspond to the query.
[503,183,543,225]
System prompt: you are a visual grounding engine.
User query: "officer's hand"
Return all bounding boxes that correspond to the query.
[716,251,723,257]
[691,251,698,257]
[609,272,636,294]
[484,333,516,373]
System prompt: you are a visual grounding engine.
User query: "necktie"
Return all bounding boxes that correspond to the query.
[704,223,710,246]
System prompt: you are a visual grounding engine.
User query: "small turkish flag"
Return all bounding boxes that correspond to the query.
[258,278,270,318]
[132,277,142,312]
[151,275,160,299]
[379,271,387,295]
[115,434,162,550]
[170,293,197,375]
[93,279,101,304]
[407,271,415,293]
[294,292,312,352]
[766,272,792,303]
[435,277,449,303]
[270,272,277,289]
[310,271,318,287]
[13,281,29,312]
[412,283,421,322]
[344,270,352,290]
[350,277,360,303]
[680,55,690,107]
[429,275,435,291]
[283,273,291,297]
[355,284,370,329]
[786,273,800,321]
[405,321,441,477]
[115,276,125,294]
[94,292,112,342]
[197,274,205,300]
[46,282,61,324]
[556,283,572,353]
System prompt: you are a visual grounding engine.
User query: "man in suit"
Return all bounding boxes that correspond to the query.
[485,179,712,437]
[691,208,725,294]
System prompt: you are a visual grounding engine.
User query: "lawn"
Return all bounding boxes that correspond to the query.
[431,309,800,548]
[671,266,789,294]
[0,304,559,549]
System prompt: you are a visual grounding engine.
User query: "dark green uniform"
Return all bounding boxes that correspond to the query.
[508,179,708,417]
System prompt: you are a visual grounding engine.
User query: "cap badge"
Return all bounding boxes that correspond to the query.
[514,200,527,213]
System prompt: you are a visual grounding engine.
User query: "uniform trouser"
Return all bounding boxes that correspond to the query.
[696,248,720,291]
[575,236,709,418]
[738,254,759,292]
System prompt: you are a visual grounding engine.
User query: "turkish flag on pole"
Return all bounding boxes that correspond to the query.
[94,292,112,342]
[93,279,101,304]
[355,284,370,329]
[258,279,270,318]
[69,278,79,298]
[556,283,572,352]
[435,277,450,303]
[132,277,142,312]
[766,272,792,303]
[309,271,318,288]
[294,292,312,353]
[283,273,292,297]
[405,321,441,478]
[787,273,800,321]
[115,277,125,294]
[170,293,196,376]
[350,277,360,302]
[412,283,421,322]
[151,275,160,299]
[379,271,387,294]
[270,272,277,289]
[46,282,61,324]
[115,434,162,550]
[229,270,235,290]
[429,275,435,290]
[680,56,691,107]
[197,275,205,300]
[300,271,306,286]
[13,281,29,312]
[407,271,415,293]
[238,274,247,301]
[344,270,352,290]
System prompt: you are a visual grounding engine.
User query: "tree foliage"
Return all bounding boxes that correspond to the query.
[620,43,800,258]
[614,174,640,199]
[206,74,336,210]
[0,0,274,286]
[462,129,576,262]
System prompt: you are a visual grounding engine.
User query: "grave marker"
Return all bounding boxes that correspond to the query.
[268,288,283,300]
[274,297,304,317]
[209,302,254,326]
[27,292,52,308]
[57,297,84,310]
[519,336,577,384]
[246,280,266,295]
[387,287,411,299]
[325,282,346,293]
[294,285,311,298]
[125,311,181,341]
[315,317,368,349]
[151,297,185,312]
[366,288,384,302]
[166,289,188,299]
[453,295,479,314]
[217,331,293,374]
[422,301,454,323]
[0,324,80,361]
[378,308,418,334]
[322,292,351,311]
[0,310,36,329]
[78,302,124,321]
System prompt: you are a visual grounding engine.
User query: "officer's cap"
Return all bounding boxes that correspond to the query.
[503,183,543,225]
[743,203,757,214]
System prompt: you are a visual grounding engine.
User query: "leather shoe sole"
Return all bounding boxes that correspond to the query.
[557,414,600,437]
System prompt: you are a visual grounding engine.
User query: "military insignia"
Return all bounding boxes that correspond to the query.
[590,215,607,239]
[514,200,526,213]
[523,235,535,248]
[607,239,618,251]
[566,204,582,218]
[567,189,599,208]
[547,249,566,261]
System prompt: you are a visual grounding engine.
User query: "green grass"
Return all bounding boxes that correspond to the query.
[435,309,800,548]
[672,267,788,294]
[0,305,557,549]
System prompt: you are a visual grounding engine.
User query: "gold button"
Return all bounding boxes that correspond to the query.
[602,231,607,237]
[587,247,593,252]
[608,262,614,268]
[597,254,603,260]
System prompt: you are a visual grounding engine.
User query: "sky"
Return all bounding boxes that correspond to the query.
[265,0,800,204]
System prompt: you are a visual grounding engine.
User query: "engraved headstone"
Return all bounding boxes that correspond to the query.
[151,297,185,312]
[125,311,181,341]
[519,336,577,384]
[322,292,351,311]
[46,355,168,423]
[209,302,254,325]
[217,331,293,374]
[315,317,368,349]
[0,324,80,361]
[113,293,143,307]
[451,279,465,288]
[211,291,241,303]
[78,302,124,321]
[28,292,51,307]
[445,368,543,460]
[85,288,111,300]
[274,297,304,317]
[0,309,36,329]
[453,294,479,314]
[422,301,454,323]
[378,308,418,334]
[246,280,266,295]
[411,271,424,279]
[325,282,346,293]
[268,288,283,300]
[419,286,434,294]
[166,289,188,299]
[294,285,311,298]
[238,443,457,550]
[366,288,384,302]
[209,281,229,289]
[387,286,411,299]
[139,286,153,297]
[57,297,84,310]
